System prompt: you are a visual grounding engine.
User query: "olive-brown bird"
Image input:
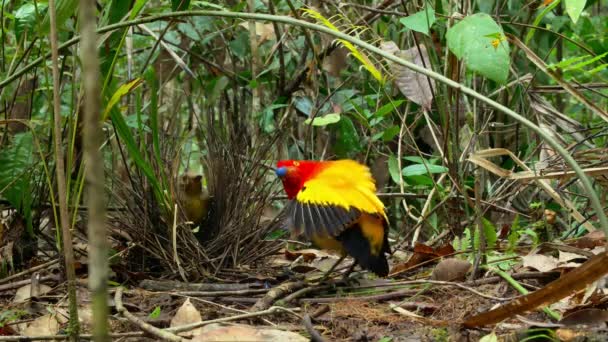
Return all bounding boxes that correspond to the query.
[179,172,210,227]
[276,159,390,276]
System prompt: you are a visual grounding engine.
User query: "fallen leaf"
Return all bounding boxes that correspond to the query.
[573,231,605,249]
[13,284,52,303]
[521,254,559,272]
[192,323,308,342]
[559,308,608,327]
[23,315,59,336]
[558,251,587,263]
[170,298,202,337]
[284,249,332,262]
[555,328,584,341]
[431,258,472,281]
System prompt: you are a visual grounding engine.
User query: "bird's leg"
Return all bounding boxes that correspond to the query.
[317,255,346,283]
[340,262,357,283]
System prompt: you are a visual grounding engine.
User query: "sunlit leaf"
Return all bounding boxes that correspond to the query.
[565,0,586,24]
[305,113,341,126]
[102,79,143,121]
[446,13,510,83]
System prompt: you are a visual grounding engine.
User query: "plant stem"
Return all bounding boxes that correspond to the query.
[48,0,79,339]
[79,0,109,340]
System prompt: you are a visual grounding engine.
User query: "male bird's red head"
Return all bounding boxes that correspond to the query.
[276,160,324,199]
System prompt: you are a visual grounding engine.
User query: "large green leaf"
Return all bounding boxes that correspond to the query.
[14,3,46,41]
[446,13,510,83]
[42,0,78,34]
[399,6,436,36]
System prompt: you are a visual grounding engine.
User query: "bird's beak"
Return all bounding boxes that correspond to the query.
[275,166,288,178]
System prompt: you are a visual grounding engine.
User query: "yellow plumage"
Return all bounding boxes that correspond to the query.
[295,160,388,221]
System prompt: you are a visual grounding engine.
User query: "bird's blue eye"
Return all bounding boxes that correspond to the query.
[276,166,288,178]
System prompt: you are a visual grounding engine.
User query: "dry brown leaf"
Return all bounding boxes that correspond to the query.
[192,323,308,342]
[522,254,559,272]
[430,258,472,281]
[559,308,608,327]
[13,284,52,303]
[558,251,587,263]
[381,41,435,110]
[170,298,202,337]
[23,315,60,337]
[238,22,276,43]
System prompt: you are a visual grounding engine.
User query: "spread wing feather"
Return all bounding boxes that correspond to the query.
[286,200,360,239]
[284,160,387,239]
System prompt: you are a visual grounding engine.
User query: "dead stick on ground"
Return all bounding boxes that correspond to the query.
[302,314,325,342]
[0,259,59,285]
[277,285,331,306]
[167,306,302,334]
[251,281,306,311]
[140,279,260,291]
[115,287,184,342]
[0,275,59,293]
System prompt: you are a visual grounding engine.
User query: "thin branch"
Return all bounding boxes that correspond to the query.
[115,287,184,342]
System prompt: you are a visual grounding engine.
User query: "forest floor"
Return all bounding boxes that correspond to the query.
[2,232,608,342]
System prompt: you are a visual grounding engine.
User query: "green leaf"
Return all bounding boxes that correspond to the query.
[564,51,608,71]
[130,0,149,19]
[333,116,360,158]
[407,175,433,186]
[148,306,161,319]
[0,132,34,233]
[294,97,314,116]
[403,156,428,164]
[388,155,401,184]
[400,6,436,36]
[382,125,400,141]
[375,100,405,117]
[42,0,78,34]
[305,113,341,126]
[171,0,191,11]
[15,3,46,41]
[402,163,448,176]
[446,13,510,83]
[102,79,143,121]
[565,0,586,24]
[482,218,498,249]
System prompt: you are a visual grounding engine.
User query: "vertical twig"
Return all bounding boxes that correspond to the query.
[80,0,109,340]
[48,0,79,338]
[248,0,261,138]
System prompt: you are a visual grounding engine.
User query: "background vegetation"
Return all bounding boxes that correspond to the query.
[0,0,607,339]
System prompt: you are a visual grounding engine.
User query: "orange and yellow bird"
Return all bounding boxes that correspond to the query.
[276,159,391,277]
